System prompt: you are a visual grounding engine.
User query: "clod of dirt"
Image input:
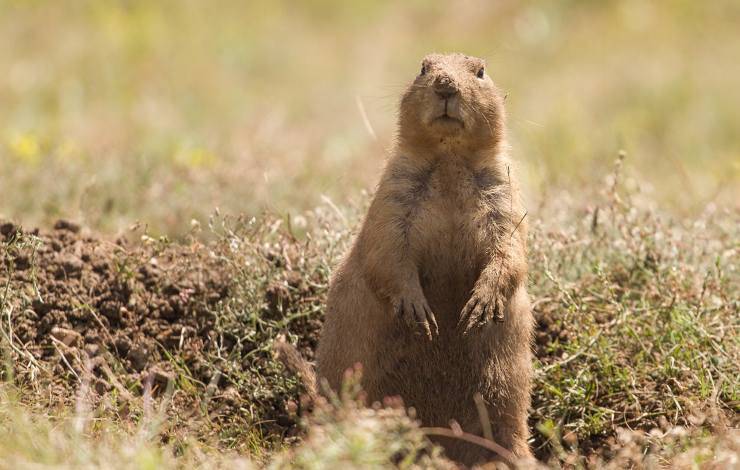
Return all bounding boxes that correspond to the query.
[53,219,81,233]
[0,221,17,238]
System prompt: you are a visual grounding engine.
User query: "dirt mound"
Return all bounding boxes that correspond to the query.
[1,220,229,392]
[1,218,329,449]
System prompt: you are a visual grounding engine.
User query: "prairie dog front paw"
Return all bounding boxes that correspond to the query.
[392,288,438,340]
[458,287,505,335]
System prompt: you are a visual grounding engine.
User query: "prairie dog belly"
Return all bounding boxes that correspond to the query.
[411,199,487,326]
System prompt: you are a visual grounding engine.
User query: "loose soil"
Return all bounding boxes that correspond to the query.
[0,220,228,391]
[0,219,323,449]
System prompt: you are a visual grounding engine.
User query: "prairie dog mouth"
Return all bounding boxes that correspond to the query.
[431,93,464,126]
[433,113,464,126]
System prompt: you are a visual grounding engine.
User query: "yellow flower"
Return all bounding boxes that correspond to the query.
[174,146,217,168]
[8,132,41,165]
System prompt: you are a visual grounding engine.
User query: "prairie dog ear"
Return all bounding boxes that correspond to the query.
[420,57,433,76]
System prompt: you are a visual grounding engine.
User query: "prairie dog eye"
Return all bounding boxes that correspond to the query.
[420,64,427,76]
[476,68,485,79]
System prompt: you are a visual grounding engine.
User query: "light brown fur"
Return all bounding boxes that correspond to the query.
[316,53,534,466]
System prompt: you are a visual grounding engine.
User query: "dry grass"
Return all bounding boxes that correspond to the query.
[0,1,738,468]
[2,159,738,467]
[526,157,739,464]
[1,1,739,234]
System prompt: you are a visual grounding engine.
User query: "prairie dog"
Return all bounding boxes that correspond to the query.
[316,53,534,465]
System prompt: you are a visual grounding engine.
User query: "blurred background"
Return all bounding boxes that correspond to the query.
[1,0,738,234]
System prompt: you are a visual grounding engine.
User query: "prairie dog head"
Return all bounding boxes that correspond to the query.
[398,53,506,154]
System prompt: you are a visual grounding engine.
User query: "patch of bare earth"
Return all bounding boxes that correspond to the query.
[0,218,323,452]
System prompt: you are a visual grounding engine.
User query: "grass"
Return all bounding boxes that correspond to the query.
[1,1,739,234]
[527,159,738,455]
[1,376,457,470]
[2,159,738,467]
[0,0,738,468]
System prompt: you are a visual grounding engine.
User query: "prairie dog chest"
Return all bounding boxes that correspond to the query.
[404,162,491,269]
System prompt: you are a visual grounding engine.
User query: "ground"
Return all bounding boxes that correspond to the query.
[1,163,738,467]
[0,1,738,468]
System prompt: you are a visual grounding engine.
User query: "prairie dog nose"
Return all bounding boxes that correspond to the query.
[434,76,458,100]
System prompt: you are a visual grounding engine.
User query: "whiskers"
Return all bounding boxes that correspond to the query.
[460,100,496,137]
